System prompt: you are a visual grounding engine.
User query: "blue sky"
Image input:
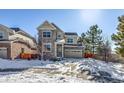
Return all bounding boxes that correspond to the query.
[0,9,124,49]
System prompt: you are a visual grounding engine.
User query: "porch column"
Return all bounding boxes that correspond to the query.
[41,45,43,59]
[54,43,57,57]
[62,44,64,58]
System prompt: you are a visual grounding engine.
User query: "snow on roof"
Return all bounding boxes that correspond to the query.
[55,39,65,44]
[10,27,36,42]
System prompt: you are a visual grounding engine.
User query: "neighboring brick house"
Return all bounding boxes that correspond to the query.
[37,20,83,59]
[0,24,37,59]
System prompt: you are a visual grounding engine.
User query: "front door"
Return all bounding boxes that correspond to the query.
[57,44,62,57]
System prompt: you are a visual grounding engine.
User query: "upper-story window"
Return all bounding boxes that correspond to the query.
[0,32,3,39]
[67,38,73,44]
[43,31,51,38]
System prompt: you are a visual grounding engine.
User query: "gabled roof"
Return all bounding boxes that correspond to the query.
[51,23,64,33]
[65,32,78,36]
[10,27,21,32]
[0,24,15,34]
[10,27,36,42]
[37,20,56,30]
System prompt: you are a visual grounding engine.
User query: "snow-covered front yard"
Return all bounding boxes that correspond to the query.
[0,58,124,83]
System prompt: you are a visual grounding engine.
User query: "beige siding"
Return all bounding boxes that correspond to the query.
[0,30,9,40]
[56,30,64,40]
[65,35,78,44]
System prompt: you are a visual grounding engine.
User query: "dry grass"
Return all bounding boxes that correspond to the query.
[95,54,124,63]
[108,54,124,63]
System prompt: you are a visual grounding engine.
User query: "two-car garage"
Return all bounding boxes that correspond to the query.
[64,49,83,58]
[64,45,83,58]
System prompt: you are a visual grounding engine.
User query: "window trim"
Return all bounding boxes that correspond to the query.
[0,32,3,39]
[43,43,52,52]
[42,30,52,38]
[67,38,73,44]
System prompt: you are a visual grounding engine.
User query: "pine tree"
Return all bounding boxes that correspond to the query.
[78,33,90,53]
[84,25,103,54]
[112,15,124,57]
[79,25,103,54]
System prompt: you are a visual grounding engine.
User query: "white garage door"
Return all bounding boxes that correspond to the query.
[64,49,82,58]
[0,48,7,59]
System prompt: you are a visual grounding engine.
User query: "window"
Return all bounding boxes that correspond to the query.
[67,38,73,44]
[0,33,3,39]
[58,35,61,38]
[44,43,51,52]
[21,48,24,53]
[43,31,51,37]
[57,35,61,40]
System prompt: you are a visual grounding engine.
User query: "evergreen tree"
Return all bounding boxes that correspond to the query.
[112,15,124,57]
[78,33,86,45]
[78,33,90,53]
[81,25,103,54]
[86,25,103,54]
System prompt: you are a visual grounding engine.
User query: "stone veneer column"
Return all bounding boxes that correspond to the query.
[54,43,57,57]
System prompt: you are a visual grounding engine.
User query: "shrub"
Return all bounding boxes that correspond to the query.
[20,53,38,60]
[84,53,95,58]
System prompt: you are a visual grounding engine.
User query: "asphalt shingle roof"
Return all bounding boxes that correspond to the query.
[65,32,78,35]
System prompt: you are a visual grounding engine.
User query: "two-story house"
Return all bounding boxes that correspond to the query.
[37,20,83,59]
[0,24,38,59]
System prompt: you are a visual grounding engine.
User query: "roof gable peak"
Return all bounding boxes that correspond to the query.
[37,20,56,30]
